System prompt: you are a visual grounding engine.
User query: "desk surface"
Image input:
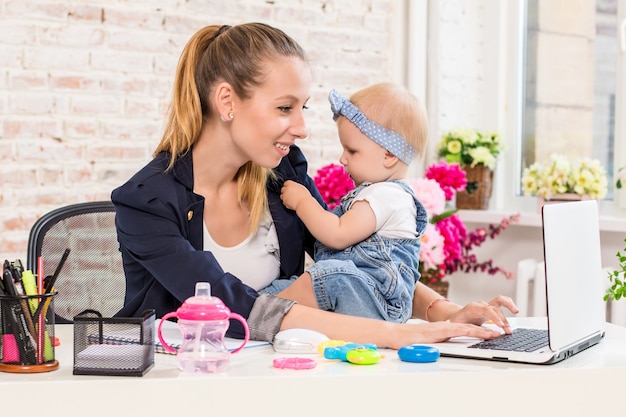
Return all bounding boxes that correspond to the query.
[3,318,626,416]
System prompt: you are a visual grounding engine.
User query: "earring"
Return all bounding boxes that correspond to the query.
[228,111,234,120]
[220,114,227,122]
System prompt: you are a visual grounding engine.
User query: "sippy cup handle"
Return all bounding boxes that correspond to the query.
[228,312,250,354]
[157,312,179,354]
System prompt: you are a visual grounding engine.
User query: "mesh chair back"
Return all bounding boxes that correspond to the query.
[26,201,126,323]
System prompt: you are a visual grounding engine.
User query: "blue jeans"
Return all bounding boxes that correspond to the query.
[261,180,427,323]
[260,234,420,323]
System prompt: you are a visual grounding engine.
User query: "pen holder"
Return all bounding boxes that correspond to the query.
[73,309,155,377]
[0,292,58,373]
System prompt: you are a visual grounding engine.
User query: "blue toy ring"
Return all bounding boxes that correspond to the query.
[398,345,440,363]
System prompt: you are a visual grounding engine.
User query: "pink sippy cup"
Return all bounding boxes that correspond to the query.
[157,282,249,373]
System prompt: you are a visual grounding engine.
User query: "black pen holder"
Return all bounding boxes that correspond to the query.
[0,292,58,373]
[73,309,155,377]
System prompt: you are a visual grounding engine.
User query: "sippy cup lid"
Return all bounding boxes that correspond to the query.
[176,282,232,321]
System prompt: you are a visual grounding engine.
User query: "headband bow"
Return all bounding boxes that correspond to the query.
[328,89,417,165]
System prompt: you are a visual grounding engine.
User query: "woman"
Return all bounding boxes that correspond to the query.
[112,22,517,349]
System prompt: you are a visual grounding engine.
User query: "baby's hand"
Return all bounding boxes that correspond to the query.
[280,180,310,211]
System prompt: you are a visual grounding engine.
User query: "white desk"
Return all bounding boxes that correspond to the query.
[2,318,626,417]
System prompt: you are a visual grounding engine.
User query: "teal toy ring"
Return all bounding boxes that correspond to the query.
[398,345,440,363]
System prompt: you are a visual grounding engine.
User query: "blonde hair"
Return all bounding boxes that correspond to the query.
[349,82,428,161]
[154,23,307,232]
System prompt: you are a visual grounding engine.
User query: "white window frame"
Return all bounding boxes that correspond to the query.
[506,0,626,216]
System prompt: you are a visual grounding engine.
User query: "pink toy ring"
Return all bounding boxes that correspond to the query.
[273,357,317,370]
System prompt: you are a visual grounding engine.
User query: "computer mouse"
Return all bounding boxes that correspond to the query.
[272,328,330,354]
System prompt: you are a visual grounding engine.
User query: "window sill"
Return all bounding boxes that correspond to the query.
[458,209,626,234]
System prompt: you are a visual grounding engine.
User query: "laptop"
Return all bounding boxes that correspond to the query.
[430,199,606,364]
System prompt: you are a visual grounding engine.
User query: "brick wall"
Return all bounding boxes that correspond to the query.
[0,0,405,260]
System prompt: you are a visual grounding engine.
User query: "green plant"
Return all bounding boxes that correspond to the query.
[605,238,626,301]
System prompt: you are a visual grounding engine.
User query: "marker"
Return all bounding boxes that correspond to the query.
[21,270,38,314]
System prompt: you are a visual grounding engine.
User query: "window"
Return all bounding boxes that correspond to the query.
[519,0,625,212]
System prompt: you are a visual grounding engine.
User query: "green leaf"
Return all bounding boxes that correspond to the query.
[431,208,458,223]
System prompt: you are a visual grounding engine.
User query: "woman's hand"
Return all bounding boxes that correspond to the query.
[446,295,519,334]
[389,320,502,350]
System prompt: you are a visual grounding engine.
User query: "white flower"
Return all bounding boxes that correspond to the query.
[521,154,608,200]
[468,147,496,169]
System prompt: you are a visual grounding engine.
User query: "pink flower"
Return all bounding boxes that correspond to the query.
[419,223,446,271]
[425,162,468,201]
[314,163,355,210]
[409,178,446,217]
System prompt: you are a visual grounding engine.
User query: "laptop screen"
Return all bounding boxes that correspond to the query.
[542,200,606,351]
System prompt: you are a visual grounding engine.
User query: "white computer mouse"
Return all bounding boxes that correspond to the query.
[272,328,330,354]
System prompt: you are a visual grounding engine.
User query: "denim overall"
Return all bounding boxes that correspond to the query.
[306,180,428,322]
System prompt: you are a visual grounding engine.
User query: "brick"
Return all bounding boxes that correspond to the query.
[68,5,104,23]
[4,1,68,22]
[90,50,153,73]
[86,144,150,160]
[14,139,83,162]
[101,75,149,95]
[162,16,208,35]
[102,7,163,30]
[3,118,62,139]
[40,26,106,47]
[70,95,123,115]
[23,47,90,71]
[108,29,178,53]
[49,74,100,91]
[64,120,99,138]
[537,0,594,37]
[9,92,56,114]
[534,32,594,107]
[0,45,25,68]
[0,23,38,45]
[9,71,48,89]
[0,166,38,185]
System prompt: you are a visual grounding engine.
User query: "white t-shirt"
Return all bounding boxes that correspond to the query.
[203,214,280,291]
[349,181,418,239]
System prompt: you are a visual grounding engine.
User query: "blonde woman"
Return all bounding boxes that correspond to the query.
[112,23,517,348]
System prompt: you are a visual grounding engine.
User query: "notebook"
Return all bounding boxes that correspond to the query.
[429,200,606,364]
[88,319,270,355]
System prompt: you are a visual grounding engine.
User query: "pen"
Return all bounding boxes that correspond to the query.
[36,256,45,364]
[43,248,70,295]
[33,249,70,320]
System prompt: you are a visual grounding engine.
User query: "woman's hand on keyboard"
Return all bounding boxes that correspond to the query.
[446,295,519,335]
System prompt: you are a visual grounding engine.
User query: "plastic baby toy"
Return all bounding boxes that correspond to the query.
[323,342,381,365]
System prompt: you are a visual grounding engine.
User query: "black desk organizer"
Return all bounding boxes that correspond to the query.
[73,309,155,376]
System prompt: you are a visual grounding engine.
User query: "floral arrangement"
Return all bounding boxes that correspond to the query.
[313,162,519,284]
[437,128,504,169]
[605,238,626,302]
[521,153,608,200]
[313,163,355,210]
[413,162,520,283]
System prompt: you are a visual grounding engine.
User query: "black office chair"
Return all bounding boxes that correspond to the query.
[26,201,126,323]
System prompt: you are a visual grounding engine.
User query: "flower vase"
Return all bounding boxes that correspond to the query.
[536,193,588,213]
[455,164,493,210]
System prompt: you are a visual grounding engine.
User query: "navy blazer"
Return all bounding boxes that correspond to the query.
[111,146,325,338]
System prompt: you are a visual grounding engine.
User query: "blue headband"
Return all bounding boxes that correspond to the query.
[328,89,417,165]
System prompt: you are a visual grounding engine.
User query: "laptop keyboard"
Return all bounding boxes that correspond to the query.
[469,328,549,352]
